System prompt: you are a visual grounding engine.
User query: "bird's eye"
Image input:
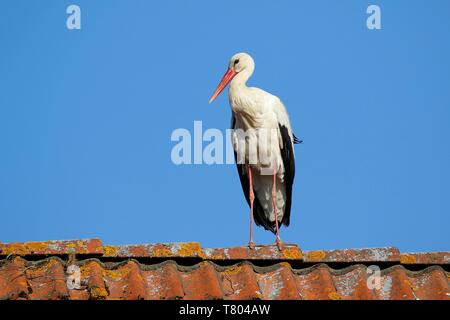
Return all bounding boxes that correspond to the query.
[234,59,239,65]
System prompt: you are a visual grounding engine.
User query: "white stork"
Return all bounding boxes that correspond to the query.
[209,52,301,249]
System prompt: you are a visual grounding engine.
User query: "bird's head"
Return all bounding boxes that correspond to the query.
[228,52,254,74]
[209,52,255,104]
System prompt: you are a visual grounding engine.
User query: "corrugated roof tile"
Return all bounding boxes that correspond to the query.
[26,257,69,300]
[81,260,108,300]
[220,263,261,300]
[295,265,338,300]
[180,262,223,300]
[380,266,416,300]
[409,267,450,300]
[333,265,376,300]
[0,257,30,300]
[257,263,300,300]
[0,239,449,300]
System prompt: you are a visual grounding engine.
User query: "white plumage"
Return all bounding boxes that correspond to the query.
[209,52,299,249]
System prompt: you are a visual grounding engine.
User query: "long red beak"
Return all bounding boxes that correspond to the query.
[208,69,237,104]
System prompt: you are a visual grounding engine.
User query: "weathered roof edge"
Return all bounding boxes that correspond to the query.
[0,238,449,265]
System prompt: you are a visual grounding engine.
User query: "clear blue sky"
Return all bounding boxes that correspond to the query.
[1,1,449,252]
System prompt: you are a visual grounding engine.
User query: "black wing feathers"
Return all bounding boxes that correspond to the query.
[279,124,296,227]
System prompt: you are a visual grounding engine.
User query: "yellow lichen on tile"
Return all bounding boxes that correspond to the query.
[210,254,226,260]
[400,254,416,264]
[222,265,243,276]
[328,292,342,300]
[103,267,129,281]
[404,279,418,292]
[178,242,203,258]
[2,242,48,255]
[282,247,303,260]
[103,245,119,257]
[154,247,172,257]
[307,250,326,261]
[90,287,108,299]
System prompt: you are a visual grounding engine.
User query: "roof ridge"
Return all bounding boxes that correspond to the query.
[1,256,447,275]
[1,238,449,265]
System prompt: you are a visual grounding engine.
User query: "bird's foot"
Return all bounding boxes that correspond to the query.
[275,238,284,251]
[249,242,297,250]
[274,240,298,251]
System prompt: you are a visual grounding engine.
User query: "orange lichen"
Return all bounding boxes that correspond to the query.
[328,292,342,300]
[42,258,61,268]
[400,254,416,264]
[90,287,108,299]
[25,258,61,280]
[404,279,418,292]
[27,242,51,252]
[307,250,326,261]
[1,242,48,255]
[76,240,85,247]
[79,261,98,276]
[154,247,172,257]
[222,265,243,276]
[0,239,102,255]
[103,246,119,257]
[78,266,89,280]
[282,247,303,260]
[178,242,203,258]
[103,267,130,281]
[254,292,263,300]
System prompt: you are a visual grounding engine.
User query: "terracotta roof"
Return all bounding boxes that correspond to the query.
[0,239,449,300]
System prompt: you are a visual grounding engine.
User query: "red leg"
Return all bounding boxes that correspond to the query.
[248,165,255,249]
[272,161,282,250]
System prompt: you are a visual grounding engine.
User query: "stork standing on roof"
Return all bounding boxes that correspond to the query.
[209,52,301,250]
